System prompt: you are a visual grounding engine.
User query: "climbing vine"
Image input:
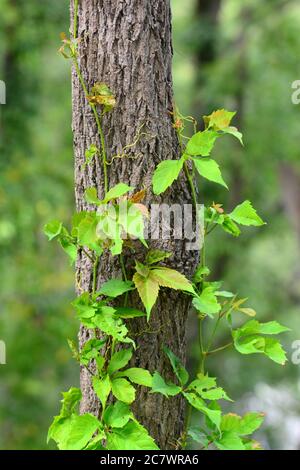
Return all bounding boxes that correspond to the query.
[44,3,290,451]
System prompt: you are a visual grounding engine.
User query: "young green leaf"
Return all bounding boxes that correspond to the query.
[59,237,77,264]
[192,287,221,317]
[107,348,133,375]
[85,144,99,165]
[229,200,265,227]
[222,126,243,145]
[151,267,195,293]
[152,159,184,195]
[163,346,189,385]
[77,212,102,253]
[193,158,228,189]
[193,265,210,283]
[80,338,106,366]
[204,109,236,131]
[111,378,136,404]
[98,279,135,298]
[72,293,96,319]
[186,130,219,156]
[44,220,63,241]
[92,307,134,346]
[60,387,82,418]
[133,271,160,320]
[104,183,134,202]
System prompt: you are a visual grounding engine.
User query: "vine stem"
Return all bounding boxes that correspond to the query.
[183,161,198,210]
[92,256,100,295]
[119,254,129,307]
[73,59,108,194]
[207,342,232,355]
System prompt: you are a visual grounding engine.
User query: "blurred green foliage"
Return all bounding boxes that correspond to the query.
[0,0,77,449]
[0,0,300,450]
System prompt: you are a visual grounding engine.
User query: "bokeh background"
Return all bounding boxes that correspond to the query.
[0,0,300,450]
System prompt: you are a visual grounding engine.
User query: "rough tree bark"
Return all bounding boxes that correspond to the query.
[71,0,195,449]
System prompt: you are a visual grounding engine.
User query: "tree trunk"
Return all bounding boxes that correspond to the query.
[71,0,195,449]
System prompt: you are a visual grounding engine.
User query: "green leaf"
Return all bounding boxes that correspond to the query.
[188,374,217,392]
[222,126,243,145]
[186,130,219,156]
[60,387,82,418]
[192,288,221,317]
[145,249,172,265]
[93,307,134,345]
[200,387,232,402]
[163,346,189,385]
[104,183,134,202]
[85,187,101,205]
[193,265,210,283]
[59,238,77,264]
[221,412,264,436]
[85,144,99,164]
[239,413,264,436]
[108,348,133,375]
[114,307,146,319]
[221,215,241,237]
[151,267,195,294]
[72,293,96,319]
[77,212,102,253]
[80,339,106,366]
[183,392,221,429]
[103,401,132,429]
[98,279,135,298]
[235,320,290,336]
[193,158,228,189]
[229,200,265,227]
[264,338,288,365]
[56,414,100,450]
[111,378,136,404]
[106,421,159,450]
[151,372,181,397]
[117,368,153,387]
[133,271,160,320]
[232,320,289,365]
[187,374,231,401]
[44,220,63,241]
[215,431,245,451]
[152,159,184,195]
[215,290,235,298]
[204,109,236,131]
[92,375,111,409]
